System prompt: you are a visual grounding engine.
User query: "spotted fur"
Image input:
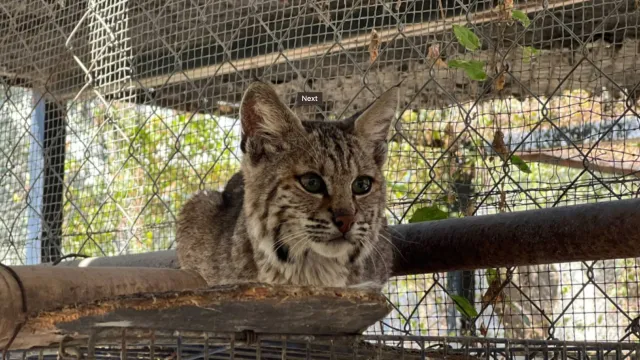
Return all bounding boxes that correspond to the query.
[176,81,398,289]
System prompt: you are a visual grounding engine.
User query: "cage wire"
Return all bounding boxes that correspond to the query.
[1,0,640,354]
[7,331,640,360]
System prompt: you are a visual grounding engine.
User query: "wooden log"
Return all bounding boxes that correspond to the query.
[0,267,389,351]
[0,266,206,350]
[48,284,389,337]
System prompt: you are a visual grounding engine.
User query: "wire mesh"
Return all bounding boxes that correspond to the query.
[6,330,640,360]
[0,0,639,346]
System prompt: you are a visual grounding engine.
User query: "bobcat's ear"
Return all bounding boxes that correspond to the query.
[352,86,399,143]
[239,81,303,155]
[341,85,399,166]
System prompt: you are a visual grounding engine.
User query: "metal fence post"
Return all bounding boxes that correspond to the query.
[41,100,67,263]
[25,91,44,265]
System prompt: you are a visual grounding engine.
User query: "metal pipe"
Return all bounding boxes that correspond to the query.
[54,249,180,269]
[55,199,640,275]
[391,198,640,276]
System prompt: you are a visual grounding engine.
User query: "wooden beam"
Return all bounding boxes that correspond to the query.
[0,266,206,350]
[516,151,640,178]
[0,266,388,351]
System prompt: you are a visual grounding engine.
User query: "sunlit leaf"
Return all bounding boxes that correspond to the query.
[511,10,531,27]
[523,46,540,57]
[486,268,499,283]
[409,206,449,223]
[450,294,478,319]
[522,46,540,63]
[448,59,487,81]
[452,25,481,51]
[510,155,531,174]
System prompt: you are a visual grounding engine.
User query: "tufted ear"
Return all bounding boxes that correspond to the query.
[239,81,304,155]
[352,86,399,143]
[342,85,399,166]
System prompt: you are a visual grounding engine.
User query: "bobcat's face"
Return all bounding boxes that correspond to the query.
[239,81,397,264]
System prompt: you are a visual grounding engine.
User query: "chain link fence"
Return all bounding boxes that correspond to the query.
[1,0,640,346]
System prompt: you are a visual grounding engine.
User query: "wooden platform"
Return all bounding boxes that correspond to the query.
[9,284,390,351]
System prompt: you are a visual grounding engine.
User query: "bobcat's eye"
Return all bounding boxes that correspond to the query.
[352,176,373,195]
[298,173,326,194]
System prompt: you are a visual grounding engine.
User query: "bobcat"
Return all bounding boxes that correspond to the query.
[176,81,398,289]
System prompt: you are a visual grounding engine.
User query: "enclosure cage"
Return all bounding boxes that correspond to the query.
[1,0,640,358]
[8,332,640,360]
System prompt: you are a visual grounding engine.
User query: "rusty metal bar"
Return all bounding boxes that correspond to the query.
[54,199,640,275]
[54,249,180,268]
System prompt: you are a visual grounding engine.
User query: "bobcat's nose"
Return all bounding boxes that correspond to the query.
[332,213,356,234]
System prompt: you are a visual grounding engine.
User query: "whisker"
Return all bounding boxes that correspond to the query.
[359,237,379,276]
[288,236,313,257]
[274,231,306,245]
[284,238,308,257]
[363,236,390,279]
[273,231,308,253]
[378,232,406,261]
[273,234,309,261]
[384,226,419,244]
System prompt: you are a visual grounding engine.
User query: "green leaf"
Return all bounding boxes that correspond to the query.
[447,60,487,81]
[390,183,408,193]
[522,314,531,326]
[510,155,531,174]
[401,110,419,122]
[390,183,408,198]
[511,10,531,28]
[450,294,478,319]
[452,25,481,51]
[409,206,449,223]
[432,130,442,141]
[486,268,498,283]
[523,46,540,57]
[522,46,540,63]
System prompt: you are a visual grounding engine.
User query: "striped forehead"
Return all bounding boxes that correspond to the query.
[302,122,363,174]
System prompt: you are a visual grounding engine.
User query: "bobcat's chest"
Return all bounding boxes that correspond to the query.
[257,250,353,287]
